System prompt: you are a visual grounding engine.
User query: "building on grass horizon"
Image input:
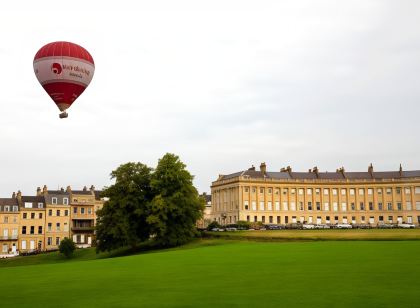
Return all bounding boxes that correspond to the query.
[211,163,420,226]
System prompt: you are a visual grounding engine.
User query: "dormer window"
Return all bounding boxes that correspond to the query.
[38,203,44,208]
[52,197,57,205]
[24,202,32,208]
[63,198,69,205]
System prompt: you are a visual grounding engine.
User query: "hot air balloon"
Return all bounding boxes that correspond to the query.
[33,41,95,118]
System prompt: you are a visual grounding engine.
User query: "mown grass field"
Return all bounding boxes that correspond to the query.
[1,237,420,307]
[207,228,420,241]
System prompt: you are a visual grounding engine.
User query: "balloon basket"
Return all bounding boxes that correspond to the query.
[59,112,68,119]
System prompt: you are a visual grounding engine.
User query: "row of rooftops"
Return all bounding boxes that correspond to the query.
[216,163,420,182]
[0,185,103,211]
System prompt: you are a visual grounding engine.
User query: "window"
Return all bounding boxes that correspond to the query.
[38,226,42,234]
[31,213,35,219]
[333,202,338,211]
[56,223,61,231]
[22,226,26,234]
[350,189,355,196]
[369,216,375,224]
[379,216,384,221]
[324,202,329,211]
[64,210,69,216]
[377,188,382,195]
[63,198,69,205]
[246,215,250,222]
[268,188,272,194]
[48,223,52,231]
[252,187,256,193]
[332,189,337,196]
[283,202,288,211]
[259,202,264,211]
[369,202,374,211]
[57,210,61,216]
[326,216,330,222]
[3,216,8,223]
[351,203,355,211]
[386,188,392,195]
[387,203,393,211]
[39,213,43,219]
[73,207,77,214]
[407,202,412,210]
[358,188,364,195]
[290,188,295,194]
[407,216,413,223]
[52,197,57,205]
[361,216,365,222]
[48,209,52,216]
[244,201,249,210]
[251,201,256,211]
[341,203,347,211]
[261,216,266,223]
[81,208,85,214]
[275,202,280,211]
[360,202,365,211]
[24,202,32,208]
[396,187,401,194]
[30,226,35,234]
[259,188,264,194]
[290,202,296,211]
[388,216,393,222]
[368,188,373,195]
[275,189,280,195]
[56,237,60,245]
[277,216,281,224]
[397,203,402,211]
[405,187,411,194]
[416,202,420,211]
[267,202,272,211]
[283,188,288,195]
[316,202,321,211]
[299,189,304,195]
[21,240,26,250]
[341,189,346,196]
[308,202,312,211]
[315,189,320,195]
[299,202,304,211]
[416,187,420,194]
[254,216,257,222]
[88,208,92,214]
[244,187,249,193]
[64,223,69,232]
[307,189,312,195]
[269,216,273,223]
[378,203,383,210]
[47,237,52,245]
[323,189,329,195]
[38,203,43,208]
[334,216,338,222]
[13,206,18,212]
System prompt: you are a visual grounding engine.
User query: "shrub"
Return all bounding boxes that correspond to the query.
[59,238,76,258]
[207,221,221,231]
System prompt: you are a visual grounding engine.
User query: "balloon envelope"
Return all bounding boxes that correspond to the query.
[33,41,95,112]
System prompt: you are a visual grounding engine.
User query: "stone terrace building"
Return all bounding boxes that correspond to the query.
[0,197,19,256]
[211,163,420,226]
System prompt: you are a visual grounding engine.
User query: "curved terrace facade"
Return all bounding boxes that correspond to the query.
[211,163,420,226]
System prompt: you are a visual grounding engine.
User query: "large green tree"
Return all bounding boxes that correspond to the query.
[147,153,205,247]
[96,162,153,252]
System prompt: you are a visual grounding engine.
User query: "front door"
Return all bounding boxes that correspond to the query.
[397,216,403,224]
[2,244,7,253]
[12,243,16,253]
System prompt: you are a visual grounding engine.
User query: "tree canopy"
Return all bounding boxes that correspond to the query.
[96,154,204,252]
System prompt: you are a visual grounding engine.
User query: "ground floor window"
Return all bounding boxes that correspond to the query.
[47,237,52,245]
[21,240,26,249]
[277,216,280,224]
[254,216,257,222]
[261,216,265,223]
[2,244,7,253]
[246,215,250,222]
[269,216,273,224]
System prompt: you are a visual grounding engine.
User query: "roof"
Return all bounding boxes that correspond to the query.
[46,190,69,195]
[94,190,103,200]
[71,190,93,195]
[0,198,18,206]
[217,168,420,181]
[201,193,211,203]
[21,196,46,203]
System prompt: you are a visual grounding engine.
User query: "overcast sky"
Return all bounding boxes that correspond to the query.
[0,1,419,196]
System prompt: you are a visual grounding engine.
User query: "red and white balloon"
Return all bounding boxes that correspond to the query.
[33,41,95,118]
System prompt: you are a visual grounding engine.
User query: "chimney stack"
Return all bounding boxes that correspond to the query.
[368,163,374,177]
[36,187,41,196]
[17,190,22,201]
[260,162,267,174]
[90,185,95,192]
[399,163,403,176]
[12,192,16,198]
[66,186,72,193]
[60,187,64,192]
[248,165,256,171]
[42,185,48,195]
[83,186,87,191]
[313,166,319,178]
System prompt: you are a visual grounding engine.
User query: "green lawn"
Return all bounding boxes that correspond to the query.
[1,240,420,307]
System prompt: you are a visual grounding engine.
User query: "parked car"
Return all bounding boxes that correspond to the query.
[314,224,330,229]
[225,227,237,231]
[352,224,371,229]
[285,223,303,230]
[398,223,415,229]
[377,223,393,229]
[302,224,315,229]
[265,224,284,230]
[336,223,352,229]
